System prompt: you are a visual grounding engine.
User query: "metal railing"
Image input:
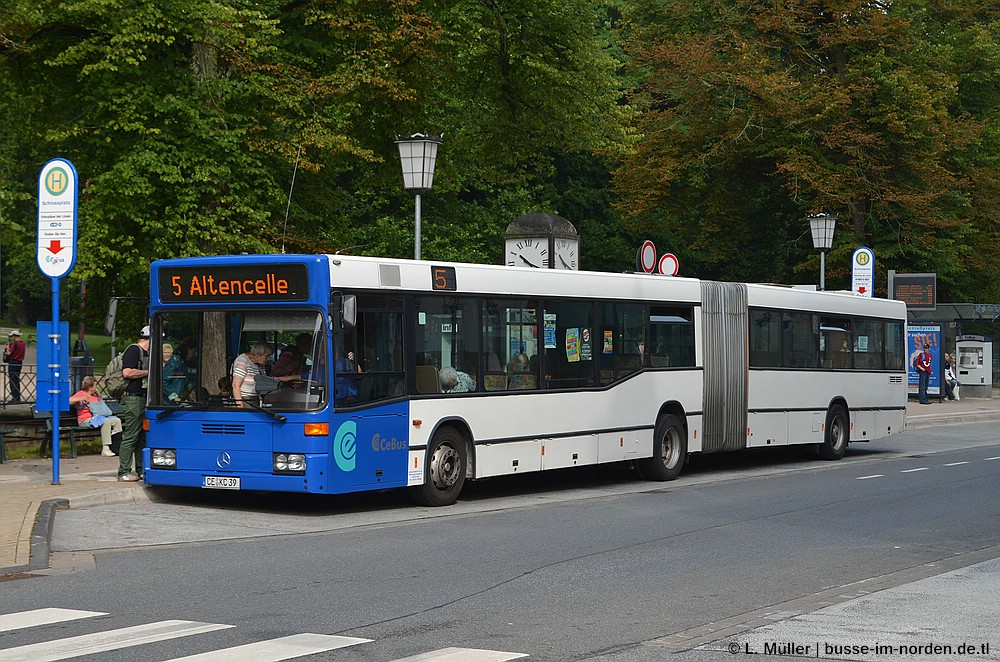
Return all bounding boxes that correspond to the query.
[2,363,104,409]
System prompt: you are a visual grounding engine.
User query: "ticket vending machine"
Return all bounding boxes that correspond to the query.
[955,335,993,398]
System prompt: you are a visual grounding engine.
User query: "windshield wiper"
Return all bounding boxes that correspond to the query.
[239,398,287,423]
[155,402,213,419]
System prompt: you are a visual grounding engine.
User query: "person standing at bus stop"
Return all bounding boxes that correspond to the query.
[915,343,933,405]
[3,329,25,403]
[118,326,151,482]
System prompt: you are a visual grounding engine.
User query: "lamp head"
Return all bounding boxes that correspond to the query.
[809,213,837,251]
[395,133,443,194]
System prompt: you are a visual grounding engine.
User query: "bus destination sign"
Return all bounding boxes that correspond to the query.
[159,264,310,302]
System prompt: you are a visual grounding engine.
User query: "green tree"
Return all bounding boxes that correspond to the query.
[1,0,630,325]
[616,0,1000,296]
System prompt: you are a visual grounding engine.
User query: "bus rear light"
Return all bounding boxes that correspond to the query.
[304,423,328,436]
[274,453,306,474]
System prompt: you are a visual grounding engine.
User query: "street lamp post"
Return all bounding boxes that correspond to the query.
[395,133,442,260]
[809,213,837,291]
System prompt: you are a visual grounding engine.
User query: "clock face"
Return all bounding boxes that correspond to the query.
[554,238,578,270]
[506,237,548,269]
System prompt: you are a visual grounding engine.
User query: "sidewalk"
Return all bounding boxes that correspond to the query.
[2,396,999,576]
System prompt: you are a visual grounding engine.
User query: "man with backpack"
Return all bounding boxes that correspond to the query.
[118,326,151,482]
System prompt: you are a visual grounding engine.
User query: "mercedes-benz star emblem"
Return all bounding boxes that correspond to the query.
[216,451,232,469]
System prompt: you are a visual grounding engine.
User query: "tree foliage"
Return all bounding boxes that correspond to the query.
[616,0,1000,296]
[1,0,626,325]
[4,0,1000,328]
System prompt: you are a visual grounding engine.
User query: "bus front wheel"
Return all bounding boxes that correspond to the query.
[818,404,849,460]
[410,427,468,507]
[638,413,687,481]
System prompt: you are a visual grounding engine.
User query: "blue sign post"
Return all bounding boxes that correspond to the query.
[37,158,79,484]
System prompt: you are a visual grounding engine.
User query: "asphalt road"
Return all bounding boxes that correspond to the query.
[2,424,999,662]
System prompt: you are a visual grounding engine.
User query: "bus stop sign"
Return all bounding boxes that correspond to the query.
[37,158,78,280]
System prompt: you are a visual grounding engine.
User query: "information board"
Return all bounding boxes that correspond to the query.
[891,273,936,310]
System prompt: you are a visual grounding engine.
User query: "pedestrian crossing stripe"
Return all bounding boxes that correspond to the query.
[0,620,233,662]
[165,633,372,661]
[0,609,529,661]
[0,609,106,633]
[392,648,528,661]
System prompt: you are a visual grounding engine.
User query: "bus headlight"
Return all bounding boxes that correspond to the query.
[273,453,306,475]
[151,449,177,468]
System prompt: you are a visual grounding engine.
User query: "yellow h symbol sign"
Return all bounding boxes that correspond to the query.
[46,167,69,195]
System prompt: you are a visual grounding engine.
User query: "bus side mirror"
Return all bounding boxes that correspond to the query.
[331,293,357,329]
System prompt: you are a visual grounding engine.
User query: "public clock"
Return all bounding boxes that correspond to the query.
[505,237,549,269]
[554,237,579,270]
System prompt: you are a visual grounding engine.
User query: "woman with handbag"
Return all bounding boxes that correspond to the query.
[69,376,123,457]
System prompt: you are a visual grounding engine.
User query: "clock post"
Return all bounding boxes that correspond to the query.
[503,213,580,270]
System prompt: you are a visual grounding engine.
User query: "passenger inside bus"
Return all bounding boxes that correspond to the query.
[333,345,362,400]
[272,333,311,380]
[440,366,475,393]
[507,352,529,374]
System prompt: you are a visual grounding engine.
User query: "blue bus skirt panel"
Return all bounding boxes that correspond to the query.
[331,402,411,492]
[143,401,412,495]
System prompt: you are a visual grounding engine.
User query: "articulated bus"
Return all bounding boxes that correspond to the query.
[143,254,907,505]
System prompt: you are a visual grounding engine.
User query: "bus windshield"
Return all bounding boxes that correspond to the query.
[150,309,328,411]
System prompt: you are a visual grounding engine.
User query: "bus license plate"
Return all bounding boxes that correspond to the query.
[203,476,240,490]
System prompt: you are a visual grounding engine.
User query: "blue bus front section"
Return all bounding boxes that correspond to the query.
[143,401,410,495]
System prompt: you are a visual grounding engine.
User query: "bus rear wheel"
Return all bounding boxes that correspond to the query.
[638,414,686,481]
[818,404,849,460]
[410,427,467,507]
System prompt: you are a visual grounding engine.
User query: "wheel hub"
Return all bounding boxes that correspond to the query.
[430,445,461,488]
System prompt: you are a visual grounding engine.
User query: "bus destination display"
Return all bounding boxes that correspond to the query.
[159,264,310,302]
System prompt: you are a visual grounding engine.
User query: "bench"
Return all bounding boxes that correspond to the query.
[33,402,124,458]
[0,427,16,464]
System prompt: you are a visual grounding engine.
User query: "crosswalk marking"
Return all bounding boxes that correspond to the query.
[165,633,372,661]
[0,620,233,662]
[0,609,106,633]
[392,647,529,661]
[0,609,528,661]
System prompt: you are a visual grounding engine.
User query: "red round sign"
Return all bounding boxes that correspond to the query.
[658,252,679,276]
[636,240,657,273]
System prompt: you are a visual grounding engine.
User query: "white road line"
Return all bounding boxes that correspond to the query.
[900,467,929,473]
[0,609,106,633]
[0,620,233,662]
[944,461,970,466]
[165,633,372,661]
[856,474,884,480]
[392,647,529,661]
[985,456,1000,461]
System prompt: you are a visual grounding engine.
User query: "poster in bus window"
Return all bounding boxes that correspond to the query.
[581,328,592,361]
[603,329,614,354]
[907,324,941,397]
[566,328,581,362]
[544,313,557,348]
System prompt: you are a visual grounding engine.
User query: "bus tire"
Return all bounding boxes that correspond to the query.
[410,427,467,507]
[638,414,686,481]
[818,404,849,460]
